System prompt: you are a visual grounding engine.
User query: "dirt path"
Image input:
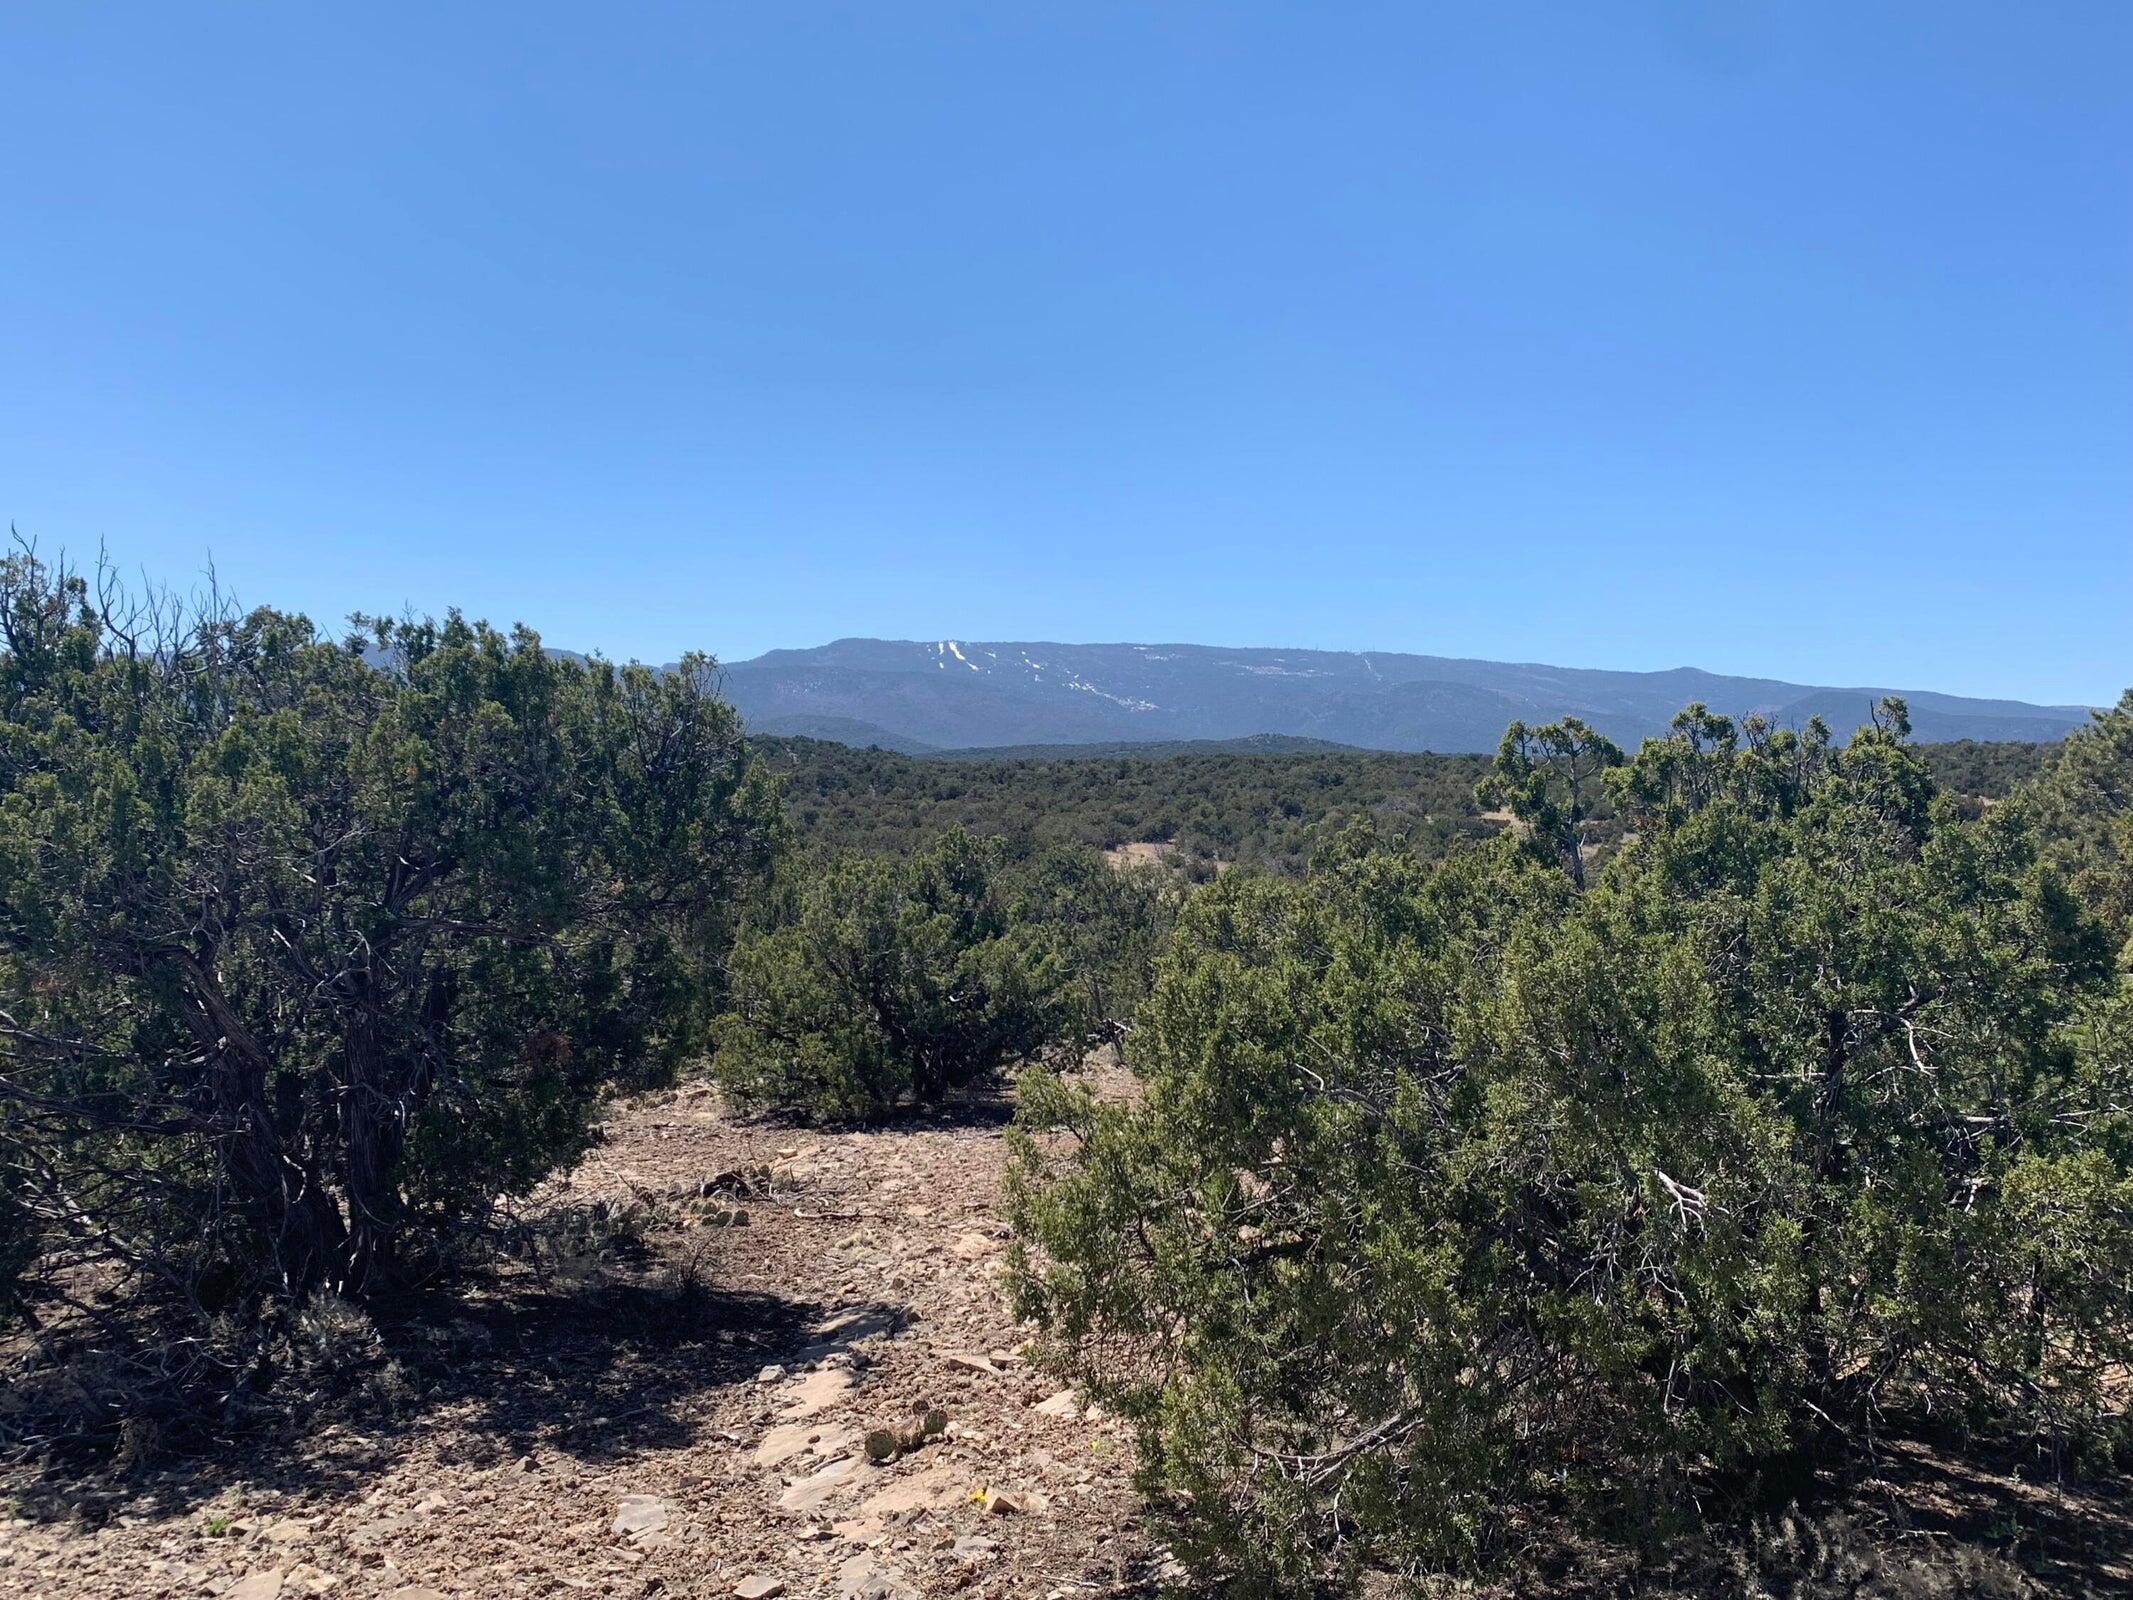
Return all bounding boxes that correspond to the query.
[1,1077,1165,1600]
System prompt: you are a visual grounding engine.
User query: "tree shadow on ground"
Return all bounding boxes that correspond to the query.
[730,1076,1021,1134]
[1,1268,910,1528]
[1844,1427,2133,1595]
[907,1079,1019,1130]
[1508,1415,2133,1599]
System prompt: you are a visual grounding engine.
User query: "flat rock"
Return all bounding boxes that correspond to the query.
[1032,1389,1081,1419]
[778,1454,859,1513]
[389,1590,450,1600]
[779,1367,855,1418]
[755,1420,855,1468]
[837,1554,917,1600]
[227,1574,284,1600]
[733,1577,786,1599]
[942,1351,997,1375]
[858,1463,966,1517]
[612,1494,669,1538]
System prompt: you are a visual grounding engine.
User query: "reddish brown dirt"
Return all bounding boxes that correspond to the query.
[0,1077,1167,1600]
[6,1073,2127,1599]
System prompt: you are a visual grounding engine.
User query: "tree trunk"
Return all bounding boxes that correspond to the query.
[338,1010,407,1293]
[178,950,348,1298]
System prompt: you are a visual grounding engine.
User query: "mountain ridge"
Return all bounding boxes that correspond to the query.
[707,637,2098,753]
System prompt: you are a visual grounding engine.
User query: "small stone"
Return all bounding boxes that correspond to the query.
[612,1494,669,1538]
[389,1590,450,1600]
[942,1352,997,1375]
[1031,1389,1080,1419]
[263,1518,313,1543]
[757,1364,787,1383]
[733,1577,786,1599]
[952,1536,997,1560]
[227,1575,284,1600]
[982,1488,1022,1515]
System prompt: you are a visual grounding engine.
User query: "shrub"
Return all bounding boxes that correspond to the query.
[1004,843,1180,1051]
[0,552,781,1320]
[713,828,1078,1119]
[713,831,1175,1120]
[1009,699,2133,1590]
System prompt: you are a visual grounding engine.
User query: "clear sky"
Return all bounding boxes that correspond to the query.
[2,4,2126,704]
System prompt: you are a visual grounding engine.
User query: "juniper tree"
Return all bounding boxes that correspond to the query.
[0,551,780,1319]
[713,831,1172,1120]
[1474,714,1623,887]
[1009,698,2132,1590]
[714,829,1067,1120]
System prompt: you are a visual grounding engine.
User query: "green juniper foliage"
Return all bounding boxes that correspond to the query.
[713,828,1171,1121]
[1008,696,2133,1591]
[2020,688,2133,943]
[757,737,1504,876]
[0,552,780,1319]
[756,729,2039,882]
[1473,713,1624,887]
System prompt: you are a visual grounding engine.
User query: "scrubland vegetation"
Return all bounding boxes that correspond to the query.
[755,729,2047,878]
[1009,700,2133,1588]
[2,552,2125,1594]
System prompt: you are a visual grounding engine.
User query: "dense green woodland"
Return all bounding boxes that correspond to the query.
[0,554,2124,1594]
[756,732,2049,877]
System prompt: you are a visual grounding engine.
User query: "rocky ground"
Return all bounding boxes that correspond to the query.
[0,1072,1171,1600]
[6,1070,2130,1600]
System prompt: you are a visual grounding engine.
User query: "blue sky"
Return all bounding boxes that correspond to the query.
[2,4,2126,704]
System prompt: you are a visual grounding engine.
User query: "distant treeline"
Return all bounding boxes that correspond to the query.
[754,734,2054,874]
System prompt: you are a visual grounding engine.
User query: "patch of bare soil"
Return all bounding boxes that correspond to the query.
[0,1073,1166,1600]
[1101,842,1227,877]
[1100,842,1173,871]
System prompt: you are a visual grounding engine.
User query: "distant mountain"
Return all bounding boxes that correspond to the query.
[925,733,1367,762]
[711,639,2097,753]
